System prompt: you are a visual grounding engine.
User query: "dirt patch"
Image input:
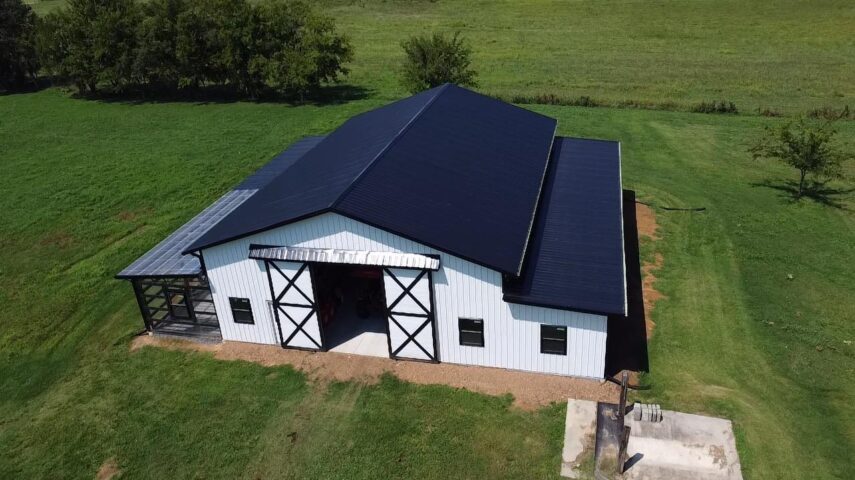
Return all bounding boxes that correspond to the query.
[115,208,152,222]
[635,203,660,241]
[116,210,137,222]
[131,335,619,409]
[96,458,121,480]
[635,203,665,339]
[641,253,664,338]
[39,230,74,249]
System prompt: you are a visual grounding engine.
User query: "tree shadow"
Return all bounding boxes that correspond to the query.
[750,179,854,210]
[0,78,53,96]
[78,83,372,106]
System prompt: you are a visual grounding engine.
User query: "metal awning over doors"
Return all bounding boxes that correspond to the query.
[249,245,440,271]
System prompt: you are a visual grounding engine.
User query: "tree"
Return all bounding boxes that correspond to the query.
[204,0,257,95]
[749,118,851,198]
[173,0,216,89]
[0,0,39,89]
[174,0,259,95]
[252,0,353,98]
[134,0,186,90]
[35,0,351,97]
[400,31,477,93]
[38,0,140,93]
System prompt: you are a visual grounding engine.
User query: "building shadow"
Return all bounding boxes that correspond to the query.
[604,189,650,376]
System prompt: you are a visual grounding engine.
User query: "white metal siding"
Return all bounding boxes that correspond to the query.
[203,213,608,378]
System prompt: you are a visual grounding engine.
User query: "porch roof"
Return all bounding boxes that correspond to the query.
[116,136,324,279]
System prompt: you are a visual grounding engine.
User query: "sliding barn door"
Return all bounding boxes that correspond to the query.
[265,260,323,350]
[383,268,437,362]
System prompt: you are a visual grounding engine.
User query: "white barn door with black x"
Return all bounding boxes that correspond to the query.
[264,260,323,350]
[383,268,437,361]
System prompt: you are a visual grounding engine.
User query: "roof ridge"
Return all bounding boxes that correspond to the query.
[330,83,451,209]
[513,124,559,275]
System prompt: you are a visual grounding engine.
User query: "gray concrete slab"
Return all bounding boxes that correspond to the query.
[623,408,743,480]
[561,399,598,478]
[324,291,389,358]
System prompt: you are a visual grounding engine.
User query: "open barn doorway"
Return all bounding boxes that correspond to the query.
[313,263,389,357]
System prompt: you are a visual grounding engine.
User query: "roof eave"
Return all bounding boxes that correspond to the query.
[502,293,627,318]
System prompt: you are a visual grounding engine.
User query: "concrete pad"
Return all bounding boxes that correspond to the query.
[561,399,598,478]
[328,331,389,358]
[623,409,742,480]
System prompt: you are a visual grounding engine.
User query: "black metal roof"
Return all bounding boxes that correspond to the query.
[503,137,627,316]
[184,84,557,275]
[116,136,324,278]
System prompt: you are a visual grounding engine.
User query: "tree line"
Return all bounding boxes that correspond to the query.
[2,0,353,98]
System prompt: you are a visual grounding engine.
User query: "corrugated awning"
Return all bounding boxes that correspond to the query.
[248,245,440,271]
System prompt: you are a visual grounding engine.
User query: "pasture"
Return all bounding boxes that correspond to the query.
[3,0,854,478]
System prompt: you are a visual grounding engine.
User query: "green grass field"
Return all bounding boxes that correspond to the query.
[3,0,855,478]
[28,0,855,114]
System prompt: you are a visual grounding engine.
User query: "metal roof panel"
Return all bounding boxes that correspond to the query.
[503,137,627,316]
[184,85,557,275]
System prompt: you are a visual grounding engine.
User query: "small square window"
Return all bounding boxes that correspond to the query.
[540,325,567,355]
[459,318,484,347]
[230,297,254,325]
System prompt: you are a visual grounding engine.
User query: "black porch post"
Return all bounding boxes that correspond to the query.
[131,279,153,332]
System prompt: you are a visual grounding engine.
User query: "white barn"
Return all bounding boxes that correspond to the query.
[118,84,627,379]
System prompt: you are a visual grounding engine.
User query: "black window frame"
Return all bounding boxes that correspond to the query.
[229,297,255,325]
[458,317,484,347]
[540,324,567,355]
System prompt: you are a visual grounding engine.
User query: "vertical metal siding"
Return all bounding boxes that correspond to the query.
[203,213,607,378]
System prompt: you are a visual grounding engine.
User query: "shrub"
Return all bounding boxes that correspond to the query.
[691,100,738,114]
[807,105,852,121]
[506,93,600,107]
[400,31,477,93]
[757,106,783,117]
[0,0,40,89]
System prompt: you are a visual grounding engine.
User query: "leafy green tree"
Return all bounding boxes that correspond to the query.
[134,0,186,90]
[36,0,350,97]
[173,0,215,89]
[400,31,477,93]
[38,0,140,93]
[750,118,851,198]
[252,0,353,98]
[175,0,257,94]
[0,0,40,89]
[206,0,257,94]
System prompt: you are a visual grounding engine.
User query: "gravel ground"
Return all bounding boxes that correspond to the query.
[132,335,619,409]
